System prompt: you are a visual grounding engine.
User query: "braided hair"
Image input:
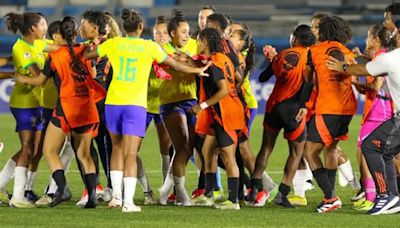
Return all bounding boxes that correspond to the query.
[60,16,88,76]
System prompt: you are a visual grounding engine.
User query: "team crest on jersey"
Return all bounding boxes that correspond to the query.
[326,47,347,82]
[279,51,300,82]
[24,52,31,59]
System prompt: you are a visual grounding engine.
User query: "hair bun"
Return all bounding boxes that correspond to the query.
[121,9,132,21]
[156,15,167,24]
[173,10,184,20]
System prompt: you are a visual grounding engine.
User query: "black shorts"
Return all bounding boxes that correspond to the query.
[361,115,400,157]
[263,99,306,142]
[212,122,243,148]
[307,114,352,145]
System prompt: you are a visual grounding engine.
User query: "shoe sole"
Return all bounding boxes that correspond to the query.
[317,204,341,213]
[370,197,400,215]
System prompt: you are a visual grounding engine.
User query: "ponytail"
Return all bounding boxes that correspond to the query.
[60,16,88,76]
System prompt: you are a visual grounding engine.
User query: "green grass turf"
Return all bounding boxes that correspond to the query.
[0,114,398,227]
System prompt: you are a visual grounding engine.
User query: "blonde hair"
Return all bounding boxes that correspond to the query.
[106,14,122,38]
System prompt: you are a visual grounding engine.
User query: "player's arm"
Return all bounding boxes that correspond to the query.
[0,56,12,66]
[352,77,384,92]
[84,48,99,60]
[162,56,210,77]
[258,63,273,83]
[192,79,228,114]
[0,71,14,79]
[14,72,47,85]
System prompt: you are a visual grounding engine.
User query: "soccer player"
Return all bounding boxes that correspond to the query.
[142,15,172,204]
[75,9,111,207]
[351,24,393,211]
[15,16,106,208]
[193,27,247,209]
[1,12,50,208]
[35,20,74,206]
[191,5,216,38]
[304,16,357,213]
[249,25,315,208]
[84,9,210,212]
[326,24,400,215]
[157,11,200,206]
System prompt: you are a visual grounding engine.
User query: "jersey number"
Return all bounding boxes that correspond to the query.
[117,57,137,82]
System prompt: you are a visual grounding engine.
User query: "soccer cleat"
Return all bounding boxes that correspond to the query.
[36,194,54,206]
[62,187,72,201]
[0,189,10,204]
[49,191,68,208]
[76,189,88,208]
[267,186,279,203]
[191,194,215,206]
[382,200,400,214]
[84,189,98,209]
[9,197,36,208]
[288,195,307,206]
[108,197,122,208]
[0,142,4,153]
[191,188,205,199]
[338,170,348,187]
[316,197,342,213]
[122,203,141,212]
[213,189,224,202]
[214,200,240,210]
[96,184,104,201]
[253,190,269,207]
[368,194,399,215]
[274,192,294,208]
[24,190,39,202]
[355,200,374,211]
[144,191,157,205]
[176,193,192,206]
[103,187,112,202]
[351,189,365,202]
[167,193,176,203]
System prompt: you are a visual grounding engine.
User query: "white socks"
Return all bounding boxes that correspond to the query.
[25,171,37,191]
[338,160,361,190]
[123,177,137,205]
[262,171,277,192]
[137,156,151,193]
[13,166,27,200]
[161,155,170,182]
[0,158,16,190]
[173,176,190,203]
[110,170,123,199]
[293,169,308,198]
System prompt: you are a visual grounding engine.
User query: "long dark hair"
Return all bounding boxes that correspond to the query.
[318,16,352,44]
[207,13,229,31]
[198,28,223,54]
[232,29,255,76]
[369,24,391,49]
[121,9,143,33]
[60,16,88,76]
[4,12,43,35]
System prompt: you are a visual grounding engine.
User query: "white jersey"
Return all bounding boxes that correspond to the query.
[366,48,400,112]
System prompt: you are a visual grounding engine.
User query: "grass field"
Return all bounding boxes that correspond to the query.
[0,113,398,227]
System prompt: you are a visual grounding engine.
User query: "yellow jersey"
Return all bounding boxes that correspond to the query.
[10,38,47,108]
[159,38,198,105]
[40,39,58,109]
[97,37,167,107]
[241,50,258,109]
[147,69,162,114]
